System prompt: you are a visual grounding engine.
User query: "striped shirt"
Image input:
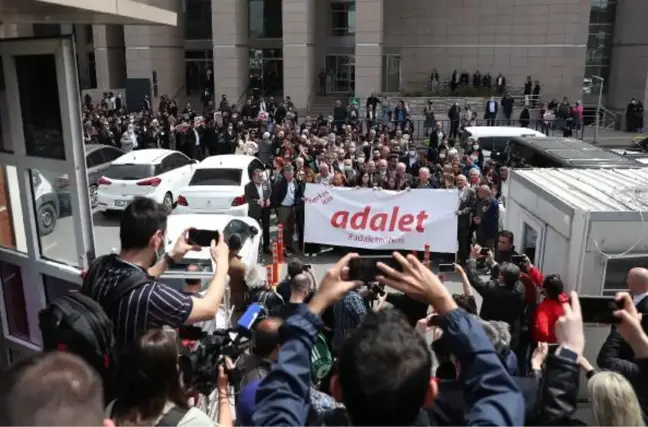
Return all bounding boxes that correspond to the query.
[81,255,193,350]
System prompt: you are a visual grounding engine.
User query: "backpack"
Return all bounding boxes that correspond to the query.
[38,255,150,401]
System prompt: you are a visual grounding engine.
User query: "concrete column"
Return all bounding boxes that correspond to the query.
[283,0,316,110]
[355,0,384,98]
[93,25,127,90]
[608,0,648,110]
[212,0,249,103]
[123,0,184,102]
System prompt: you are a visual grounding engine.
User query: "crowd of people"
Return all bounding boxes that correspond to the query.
[2,87,648,427]
[1,195,648,427]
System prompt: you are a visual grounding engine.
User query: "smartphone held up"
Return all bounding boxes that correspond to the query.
[188,229,220,247]
[578,296,623,324]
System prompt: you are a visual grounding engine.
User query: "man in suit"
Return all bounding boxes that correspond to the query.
[597,267,648,374]
[271,164,303,256]
[428,121,445,163]
[597,267,648,419]
[245,168,272,254]
[455,175,476,264]
[399,147,421,177]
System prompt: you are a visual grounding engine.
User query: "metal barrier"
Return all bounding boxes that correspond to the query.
[360,118,588,141]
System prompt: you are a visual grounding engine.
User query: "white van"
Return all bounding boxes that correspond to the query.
[461,126,547,160]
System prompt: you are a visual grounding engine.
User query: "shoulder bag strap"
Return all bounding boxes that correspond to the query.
[155,406,189,427]
[104,270,152,314]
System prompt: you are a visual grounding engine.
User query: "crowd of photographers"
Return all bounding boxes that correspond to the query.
[2,90,648,426]
[1,193,648,426]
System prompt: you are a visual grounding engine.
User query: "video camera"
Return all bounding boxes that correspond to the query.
[178,327,251,395]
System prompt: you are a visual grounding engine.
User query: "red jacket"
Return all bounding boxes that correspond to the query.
[520,266,543,305]
[532,292,569,343]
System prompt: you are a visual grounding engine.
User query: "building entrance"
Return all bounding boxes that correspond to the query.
[325,54,355,94]
[0,37,95,367]
[249,48,283,97]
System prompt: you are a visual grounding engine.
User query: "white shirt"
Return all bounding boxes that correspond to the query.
[256,183,264,202]
[282,180,296,206]
[633,291,648,306]
[488,101,496,113]
[193,128,200,146]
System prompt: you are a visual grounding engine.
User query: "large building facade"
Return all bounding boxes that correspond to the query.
[76,0,644,110]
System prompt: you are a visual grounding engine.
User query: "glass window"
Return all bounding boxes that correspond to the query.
[84,24,94,44]
[584,65,610,85]
[87,52,97,89]
[189,168,242,186]
[0,166,26,252]
[185,0,213,40]
[589,0,617,25]
[331,2,356,37]
[604,256,647,291]
[43,274,80,304]
[29,168,79,267]
[249,0,283,38]
[14,55,66,160]
[0,262,29,339]
[103,164,154,180]
[86,150,105,169]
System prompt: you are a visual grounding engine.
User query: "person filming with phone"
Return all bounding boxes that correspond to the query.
[465,244,526,350]
[81,197,230,352]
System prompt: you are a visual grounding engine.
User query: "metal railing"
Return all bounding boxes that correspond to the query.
[235,84,251,108]
[352,118,589,142]
[306,79,319,115]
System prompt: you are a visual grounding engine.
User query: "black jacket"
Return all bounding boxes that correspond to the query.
[529,353,585,425]
[271,177,304,208]
[429,376,540,425]
[465,259,525,349]
[597,296,648,378]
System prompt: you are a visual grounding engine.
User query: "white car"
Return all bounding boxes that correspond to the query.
[161,214,262,289]
[174,154,267,217]
[96,149,197,213]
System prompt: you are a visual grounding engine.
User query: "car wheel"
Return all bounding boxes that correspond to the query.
[37,203,57,236]
[89,184,98,209]
[163,192,174,212]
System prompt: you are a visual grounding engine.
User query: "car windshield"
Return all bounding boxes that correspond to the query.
[103,164,154,180]
[189,168,242,186]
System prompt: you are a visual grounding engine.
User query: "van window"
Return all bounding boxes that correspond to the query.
[604,256,648,291]
[506,141,562,168]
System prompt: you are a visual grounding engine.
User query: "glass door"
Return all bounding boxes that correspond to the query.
[382,55,401,93]
[0,37,94,363]
[326,55,355,93]
[520,213,546,267]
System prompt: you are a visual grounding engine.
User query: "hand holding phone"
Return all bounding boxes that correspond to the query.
[188,229,220,247]
[438,264,454,273]
[349,256,403,283]
[579,296,623,324]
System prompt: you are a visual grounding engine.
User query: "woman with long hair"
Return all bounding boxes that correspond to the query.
[108,329,232,427]
[588,371,645,426]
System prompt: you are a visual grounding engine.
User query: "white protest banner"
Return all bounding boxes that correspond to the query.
[304,185,459,253]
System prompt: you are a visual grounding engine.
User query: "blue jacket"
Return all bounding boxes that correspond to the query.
[252,304,524,426]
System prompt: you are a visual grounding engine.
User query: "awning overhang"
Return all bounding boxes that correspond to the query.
[0,0,177,26]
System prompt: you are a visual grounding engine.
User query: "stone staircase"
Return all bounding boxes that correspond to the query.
[308,95,346,118]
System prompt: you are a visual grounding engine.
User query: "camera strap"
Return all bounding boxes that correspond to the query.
[156,406,189,427]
